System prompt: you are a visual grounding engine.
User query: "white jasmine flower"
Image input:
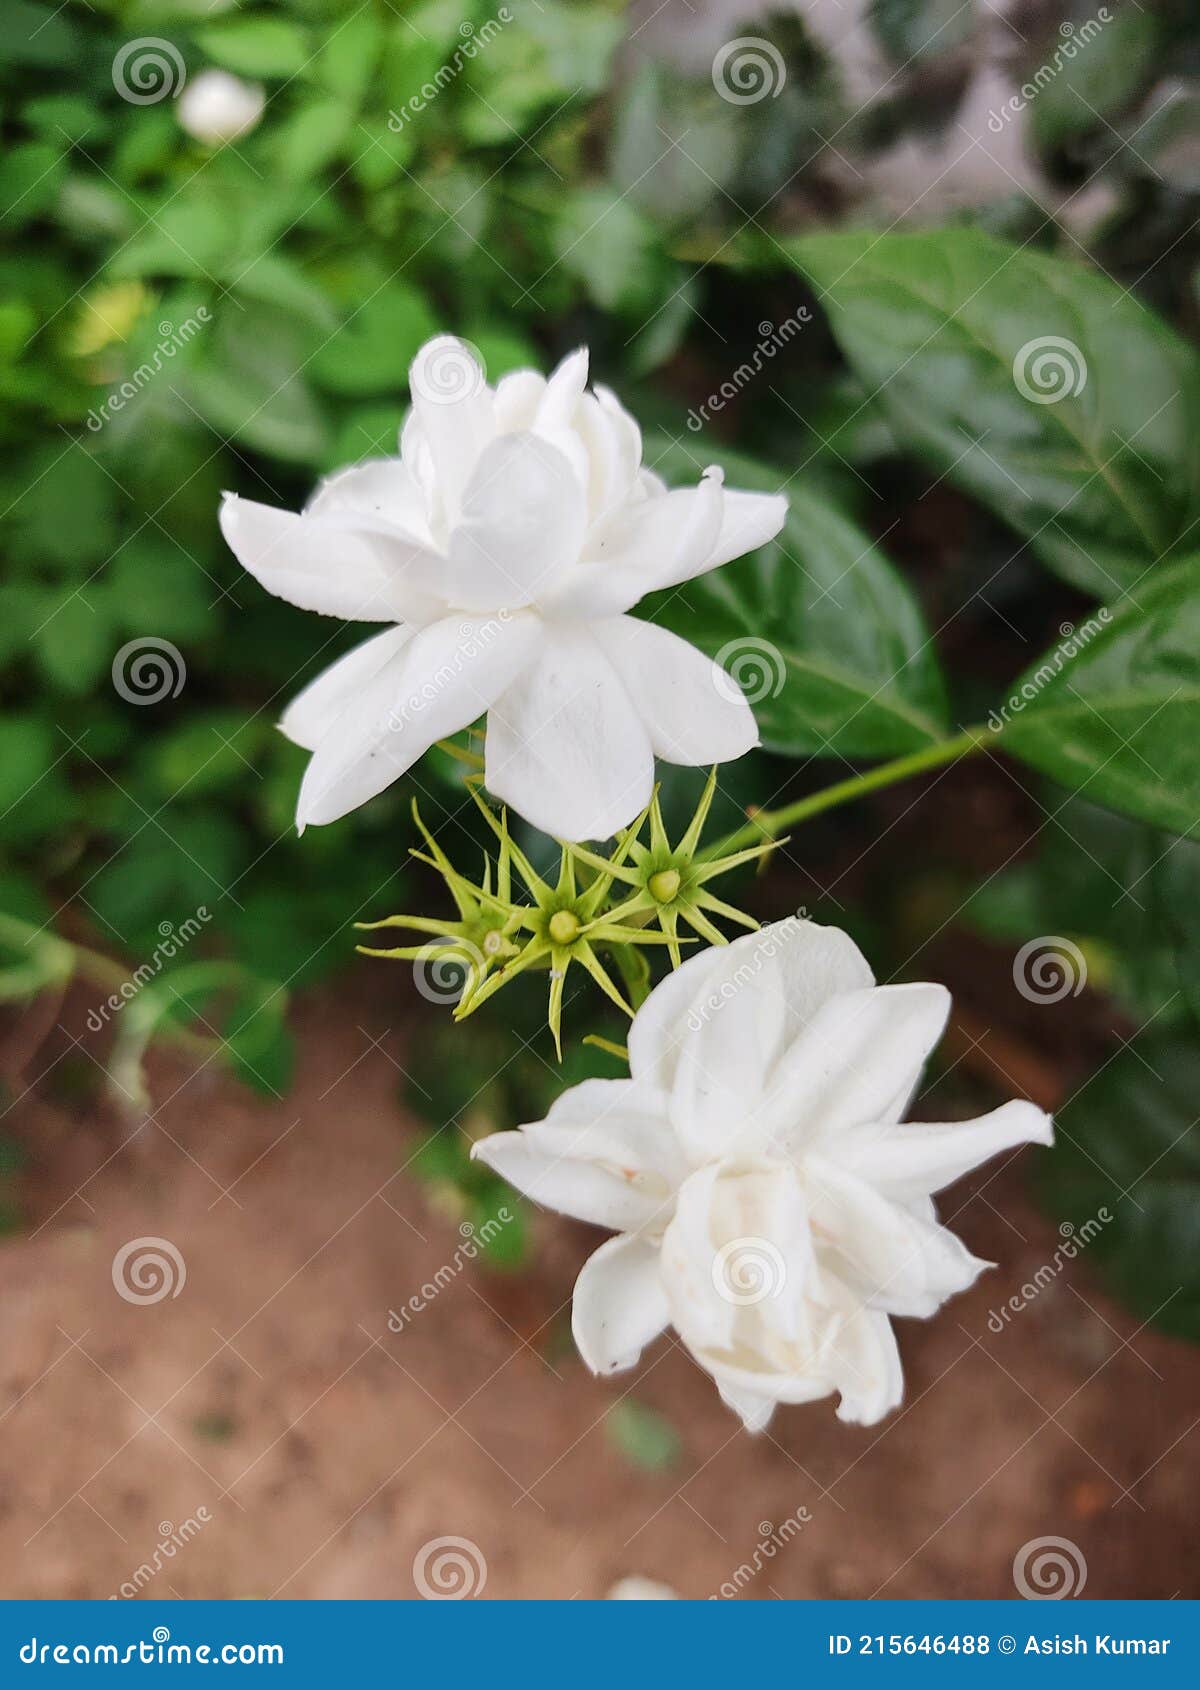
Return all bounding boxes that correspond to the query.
[220,337,786,840]
[177,69,265,146]
[472,919,1053,1432]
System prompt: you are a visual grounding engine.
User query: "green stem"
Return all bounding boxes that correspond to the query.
[436,738,485,770]
[711,725,993,856]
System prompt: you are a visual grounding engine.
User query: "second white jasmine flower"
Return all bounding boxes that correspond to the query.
[472,918,1053,1432]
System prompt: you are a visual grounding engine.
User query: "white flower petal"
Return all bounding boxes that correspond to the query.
[714,1380,777,1434]
[705,489,788,570]
[573,1234,670,1375]
[593,385,643,490]
[447,433,585,610]
[668,922,876,1164]
[626,944,730,1094]
[830,1306,904,1426]
[472,1080,677,1233]
[626,919,873,1116]
[806,1158,987,1317]
[306,457,433,544]
[761,983,951,1151]
[493,368,545,432]
[831,1100,1054,1206]
[279,625,416,751]
[660,1163,816,1359]
[560,471,725,616]
[593,615,759,765]
[296,612,539,828]
[407,336,495,526]
[220,493,438,622]
[485,628,653,841]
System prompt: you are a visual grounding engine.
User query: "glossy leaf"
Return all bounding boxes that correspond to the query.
[1001,557,1200,838]
[643,438,950,757]
[1040,1033,1200,1342]
[789,228,1200,597]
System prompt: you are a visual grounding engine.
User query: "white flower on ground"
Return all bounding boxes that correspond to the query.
[177,70,265,145]
[472,918,1053,1432]
[607,1576,679,1599]
[220,337,786,841]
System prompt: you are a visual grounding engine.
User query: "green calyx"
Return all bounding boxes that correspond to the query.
[571,768,783,968]
[354,773,776,1060]
[353,801,523,1009]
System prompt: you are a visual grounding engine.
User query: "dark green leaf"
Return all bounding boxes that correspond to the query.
[1002,558,1200,838]
[644,438,950,756]
[789,228,1200,597]
[1040,1033,1200,1341]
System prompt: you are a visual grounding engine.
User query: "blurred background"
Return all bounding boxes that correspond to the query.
[1,0,1199,1599]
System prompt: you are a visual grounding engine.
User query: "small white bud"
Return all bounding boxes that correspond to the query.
[177,69,265,146]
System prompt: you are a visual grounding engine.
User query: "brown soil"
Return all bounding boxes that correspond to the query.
[2,982,1198,1602]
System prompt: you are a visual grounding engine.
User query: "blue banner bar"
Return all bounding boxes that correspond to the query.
[0,1601,1193,1685]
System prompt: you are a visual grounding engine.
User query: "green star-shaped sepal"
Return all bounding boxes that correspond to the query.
[354,801,523,1012]
[457,787,679,1057]
[570,768,782,967]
